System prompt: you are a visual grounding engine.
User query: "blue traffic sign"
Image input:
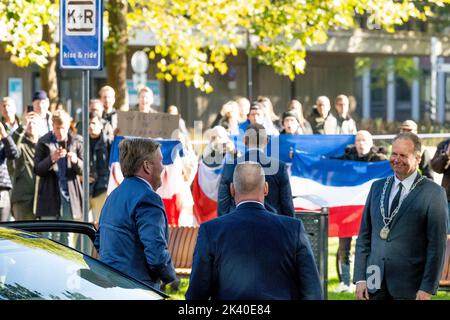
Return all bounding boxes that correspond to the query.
[59,0,103,70]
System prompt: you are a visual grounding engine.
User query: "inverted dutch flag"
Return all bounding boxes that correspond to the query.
[191,161,224,224]
[290,152,393,237]
[230,134,356,163]
[107,136,186,225]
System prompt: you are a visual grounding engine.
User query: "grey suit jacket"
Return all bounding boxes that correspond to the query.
[354,173,448,298]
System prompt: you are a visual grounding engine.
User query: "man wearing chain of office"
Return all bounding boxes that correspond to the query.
[354,132,448,300]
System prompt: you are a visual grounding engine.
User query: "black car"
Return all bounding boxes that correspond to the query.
[0,221,168,300]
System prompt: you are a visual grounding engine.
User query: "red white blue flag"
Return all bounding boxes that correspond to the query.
[290,152,392,237]
[107,136,185,225]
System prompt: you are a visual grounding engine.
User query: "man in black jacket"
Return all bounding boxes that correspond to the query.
[88,113,112,224]
[11,112,40,221]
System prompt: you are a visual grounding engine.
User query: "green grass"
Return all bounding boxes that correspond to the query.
[163,237,450,300]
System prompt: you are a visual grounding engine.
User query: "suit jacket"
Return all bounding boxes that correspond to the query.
[94,176,176,289]
[186,202,323,300]
[217,149,295,217]
[354,173,448,298]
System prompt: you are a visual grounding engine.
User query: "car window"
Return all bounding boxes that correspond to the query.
[32,231,95,257]
[0,229,165,300]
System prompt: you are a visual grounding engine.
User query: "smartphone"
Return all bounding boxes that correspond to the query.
[58,140,67,149]
[27,105,33,113]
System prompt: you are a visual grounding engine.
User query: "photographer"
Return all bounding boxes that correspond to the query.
[201,126,238,168]
[34,110,83,230]
[11,112,40,221]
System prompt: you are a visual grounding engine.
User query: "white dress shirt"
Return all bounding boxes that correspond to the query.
[388,171,418,213]
[236,200,265,208]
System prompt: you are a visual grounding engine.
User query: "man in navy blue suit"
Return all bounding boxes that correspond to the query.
[94,138,176,290]
[186,162,323,300]
[217,123,295,216]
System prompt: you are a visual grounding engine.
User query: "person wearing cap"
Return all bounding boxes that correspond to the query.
[399,120,434,180]
[431,134,450,234]
[32,90,53,137]
[280,110,312,135]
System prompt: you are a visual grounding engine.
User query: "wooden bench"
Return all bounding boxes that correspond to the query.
[439,237,450,291]
[168,225,199,277]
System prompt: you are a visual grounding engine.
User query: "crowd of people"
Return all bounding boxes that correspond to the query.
[2,87,450,300]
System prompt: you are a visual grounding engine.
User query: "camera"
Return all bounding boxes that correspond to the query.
[27,105,33,113]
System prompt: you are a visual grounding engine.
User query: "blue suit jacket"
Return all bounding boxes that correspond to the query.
[186,202,323,300]
[217,149,295,217]
[94,176,176,289]
[354,173,448,298]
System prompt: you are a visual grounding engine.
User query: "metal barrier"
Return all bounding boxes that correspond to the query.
[295,207,329,299]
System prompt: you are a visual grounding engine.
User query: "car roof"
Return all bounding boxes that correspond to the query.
[0,226,41,239]
[0,226,87,263]
[0,226,168,299]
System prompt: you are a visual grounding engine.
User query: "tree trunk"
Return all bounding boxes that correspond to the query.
[105,0,128,111]
[40,23,59,112]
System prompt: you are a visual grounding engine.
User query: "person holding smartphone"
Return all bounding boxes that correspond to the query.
[34,110,84,242]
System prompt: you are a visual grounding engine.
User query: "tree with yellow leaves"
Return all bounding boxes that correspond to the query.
[1,0,449,102]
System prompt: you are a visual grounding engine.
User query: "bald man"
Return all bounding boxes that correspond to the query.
[186,162,323,300]
[308,96,338,134]
[340,130,388,162]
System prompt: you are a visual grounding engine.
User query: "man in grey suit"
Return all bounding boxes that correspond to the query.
[354,132,448,300]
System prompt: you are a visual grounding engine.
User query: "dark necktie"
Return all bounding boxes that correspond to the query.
[390,183,403,217]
